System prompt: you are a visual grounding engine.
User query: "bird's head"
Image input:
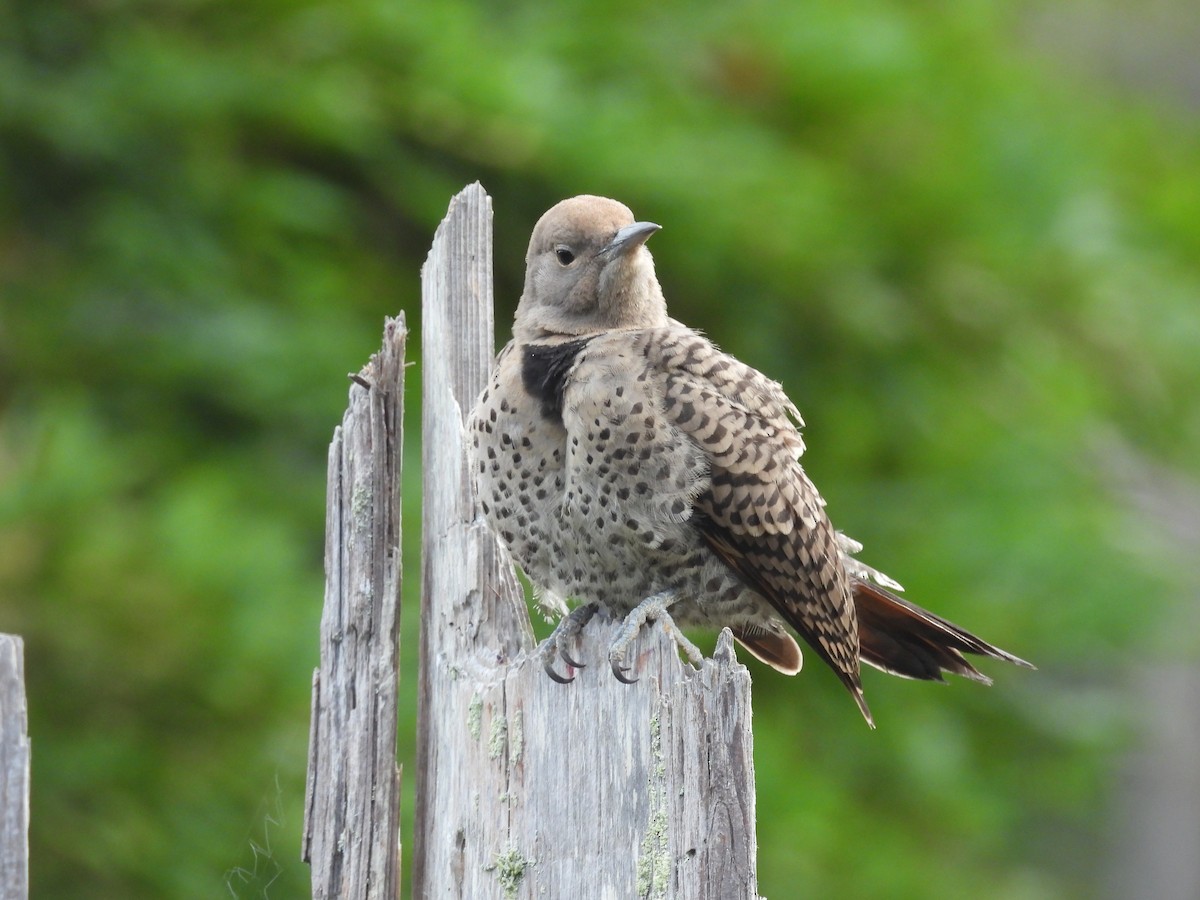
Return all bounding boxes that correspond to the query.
[514,195,666,342]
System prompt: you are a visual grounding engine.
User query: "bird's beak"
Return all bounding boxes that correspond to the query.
[601,221,661,256]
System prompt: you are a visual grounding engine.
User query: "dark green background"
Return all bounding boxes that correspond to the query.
[3,0,1198,896]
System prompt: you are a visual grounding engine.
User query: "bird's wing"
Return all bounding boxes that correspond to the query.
[637,325,869,717]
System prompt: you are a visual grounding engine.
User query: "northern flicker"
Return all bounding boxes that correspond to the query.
[468,195,1032,726]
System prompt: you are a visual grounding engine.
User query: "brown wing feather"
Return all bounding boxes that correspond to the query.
[642,326,873,725]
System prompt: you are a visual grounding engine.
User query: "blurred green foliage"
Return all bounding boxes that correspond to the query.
[2,0,1198,896]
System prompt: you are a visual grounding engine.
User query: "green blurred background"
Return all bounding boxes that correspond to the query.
[3,0,1199,896]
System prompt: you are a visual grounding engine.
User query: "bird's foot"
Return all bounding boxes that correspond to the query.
[539,602,600,683]
[608,590,704,684]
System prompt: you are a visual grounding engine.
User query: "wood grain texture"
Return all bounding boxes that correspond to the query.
[304,318,406,899]
[0,634,29,900]
[414,183,760,899]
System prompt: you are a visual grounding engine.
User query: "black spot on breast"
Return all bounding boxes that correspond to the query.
[521,338,593,423]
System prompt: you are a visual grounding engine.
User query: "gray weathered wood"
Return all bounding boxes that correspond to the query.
[0,634,29,900]
[413,182,760,899]
[303,318,406,899]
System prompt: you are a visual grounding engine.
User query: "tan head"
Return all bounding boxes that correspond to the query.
[514,195,667,342]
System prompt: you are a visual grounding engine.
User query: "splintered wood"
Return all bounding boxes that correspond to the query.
[304,317,405,899]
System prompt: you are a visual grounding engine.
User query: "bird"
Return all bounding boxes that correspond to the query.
[467,195,1033,727]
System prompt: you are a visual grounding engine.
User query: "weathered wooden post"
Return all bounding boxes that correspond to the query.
[303,319,406,898]
[1,634,29,900]
[413,183,760,898]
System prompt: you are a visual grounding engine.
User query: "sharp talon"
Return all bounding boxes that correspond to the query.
[537,602,602,684]
[560,648,586,669]
[606,589,681,684]
[539,602,603,685]
[612,662,638,685]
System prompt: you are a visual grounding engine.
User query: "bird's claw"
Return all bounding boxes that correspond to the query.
[543,657,576,684]
[607,589,700,684]
[538,602,600,684]
[560,647,586,670]
[611,661,638,684]
[609,642,638,683]
[539,592,700,684]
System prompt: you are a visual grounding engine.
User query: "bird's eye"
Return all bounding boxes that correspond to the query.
[555,246,575,266]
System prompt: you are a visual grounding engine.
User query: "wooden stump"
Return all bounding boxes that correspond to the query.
[304,319,406,899]
[413,183,760,899]
[0,634,29,900]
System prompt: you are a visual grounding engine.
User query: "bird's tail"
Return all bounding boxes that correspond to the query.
[852,579,1035,683]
